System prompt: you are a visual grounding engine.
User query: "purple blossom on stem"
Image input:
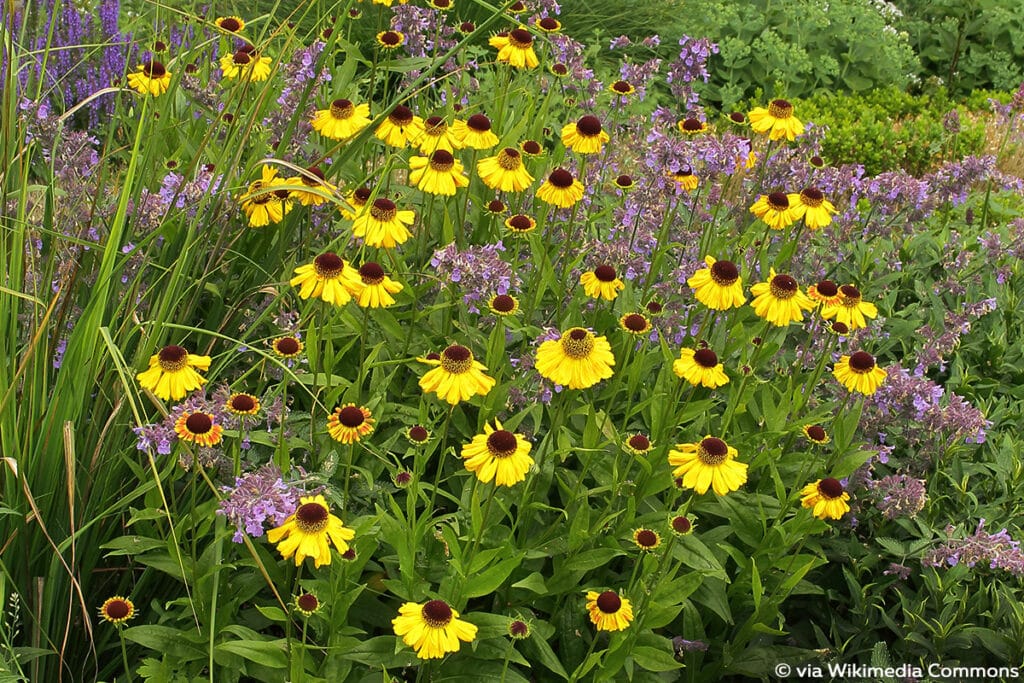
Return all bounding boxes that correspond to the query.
[430,242,520,313]
[217,465,302,543]
[923,520,1024,577]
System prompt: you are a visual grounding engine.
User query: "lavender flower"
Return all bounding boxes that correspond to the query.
[218,466,302,543]
[871,474,927,519]
[430,242,520,313]
[923,520,1024,577]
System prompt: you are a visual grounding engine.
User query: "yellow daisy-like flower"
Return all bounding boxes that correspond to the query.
[520,139,544,157]
[376,30,405,50]
[286,166,338,207]
[667,166,698,192]
[579,264,625,301]
[271,335,303,359]
[375,105,426,148]
[415,116,463,153]
[219,46,272,81]
[214,16,245,33]
[673,347,729,389]
[126,60,172,96]
[535,327,615,390]
[618,312,652,336]
[489,28,540,69]
[351,197,415,248]
[791,187,837,230]
[99,597,135,626]
[505,214,537,235]
[355,262,403,308]
[419,344,496,405]
[585,590,634,632]
[267,494,355,568]
[748,98,805,141]
[632,528,661,551]
[136,345,211,401]
[225,393,261,416]
[820,285,878,330]
[311,99,372,141]
[677,117,709,135]
[749,269,816,327]
[392,599,478,660]
[488,294,520,316]
[687,256,746,311]
[534,16,561,32]
[289,252,362,306]
[749,192,799,230]
[832,351,887,395]
[807,279,842,307]
[802,424,831,445]
[561,115,610,154]
[409,150,469,196]
[608,80,636,97]
[536,168,585,208]
[327,404,375,444]
[622,433,653,456]
[340,186,373,220]
[238,165,293,228]
[174,410,224,447]
[477,147,535,192]
[668,435,747,496]
[461,420,534,486]
[800,478,851,520]
[451,113,499,150]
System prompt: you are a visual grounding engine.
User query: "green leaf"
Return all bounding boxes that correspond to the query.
[463,552,525,598]
[511,572,547,594]
[214,639,288,669]
[631,645,683,673]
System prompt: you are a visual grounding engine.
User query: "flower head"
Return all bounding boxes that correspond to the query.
[355,262,403,308]
[461,420,534,486]
[489,294,520,316]
[375,105,425,148]
[749,192,799,230]
[535,328,615,390]
[266,494,355,567]
[792,187,837,230]
[416,116,463,153]
[215,16,245,33]
[807,279,841,307]
[667,165,699,192]
[327,404,375,444]
[489,28,539,69]
[585,590,634,631]
[312,99,372,141]
[271,335,304,359]
[561,115,610,154]
[295,592,321,617]
[623,433,653,455]
[452,113,499,149]
[239,165,292,227]
[136,345,212,401]
[580,264,624,301]
[536,168,585,208]
[351,197,413,248]
[748,98,804,141]
[409,150,469,196]
[673,348,728,389]
[749,269,815,326]
[668,436,747,496]
[820,285,878,330]
[220,45,272,81]
[802,424,830,445]
[619,313,652,336]
[174,410,224,447]
[687,256,746,311]
[99,597,135,626]
[477,148,534,192]
[677,117,709,135]
[376,30,406,50]
[505,214,537,235]
[632,528,661,551]
[833,351,887,395]
[800,478,851,520]
[290,252,362,306]
[392,599,478,659]
[127,61,171,96]
[418,344,496,404]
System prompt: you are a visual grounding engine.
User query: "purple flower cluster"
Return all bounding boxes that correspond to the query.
[923,520,1024,577]
[665,36,718,115]
[548,34,602,109]
[430,242,520,313]
[217,465,302,543]
[262,41,331,161]
[913,298,997,373]
[870,474,927,519]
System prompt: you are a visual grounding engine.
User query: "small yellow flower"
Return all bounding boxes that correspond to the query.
[800,478,851,520]
[461,420,534,486]
[668,436,747,496]
[535,328,615,390]
[311,99,372,141]
[419,344,496,405]
[673,348,729,389]
[354,262,403,308]
[792,187,837,230]
[99,597,136,626]
[126,60,171,96]
[174,410,224,447]
[477,147,534,192]
[833,351,887,395]
[289,252,362,306]
[749,192,799,230]
[585,590,634,632]
[536,168,584,208]
[561,115,610,154]
[748,98,804,141]
[392,600,478,659]
[267,494,355,568]
[136,345,211,401]
[820,285,878,330]
[687,256,746,311]
[748,269,815,326]
[409,150,469,196]
[326,404,375,444]
[375,105,425,148]
[489,28,539,69]
[579,265,624,301]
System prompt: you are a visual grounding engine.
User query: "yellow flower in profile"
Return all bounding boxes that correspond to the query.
[667,166,699,192]
[214,16,245,33]
[174,410,224,447]
[802,424,831,445]
[687,256,746,310]
[311,99,372,141]
[392,600,478,660]
[126,60,172,96]
[489,28,540,69]
[99,597,136,626]
[419,344,496,405]
[340,186,373,220]
[239,165,293,227]
[535,327,615,390]
[409,150,469,196]
[451,113,499,150]
[800,478,851,520]
[749,269,816,326]
[561,115,610,154]
[504,214,537,235]
[477,147,535,192]
[351,197,415,248]
[289,252,362,306]
[673,347,729,389]
[136,345,211,401]
[749,192,799,230]
[807,279,842,307]
[327,404,375,444]
[585,590,634,632]
[415,116,463,153]
[748,98,804,141]
[820,285,878,330]
[266,494,355,568]
[286,166,338,207]
[579,264,625,301]
[220,46,272,81]
[791,187,837,230]
[668,435,747,496]
[355,262,403,308]
[461,420,534,486]
[833,351,887,395]
[536,168,585,208]
[375,105,426,148]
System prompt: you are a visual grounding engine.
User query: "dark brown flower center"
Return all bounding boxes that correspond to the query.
[491,294,516,312]
[596,591,621,613]
[551,63,569,76]
[509,28,533,46]
[185,412,213,435]
[693,348,718,368]
[681,117,704,132]
[143,60,166,77]
[429,149,455,172]
[729,112,746,124]
[295,501,329,532]
[433,0,451,7]
[232,50,251,66]
[768,99,793,119]
[297,593,319,612]
[671,516,692,534]
[303,166,326,186]
[521,140,542,155]
[561,328,595,359]
[635,529,658,548]
[645,300,664,314]
[805,425,827,441]
[370,198,397,221]
[611,80,632,93]
[467,113,491,131]
[338,406,366,427]
[507,215,534,231]
[424,116,446,135]
[848,351,875,372]
[330,99,354,119]
[767,192,790,210]
[488,199,507,213]
[809,155,825,168]
[818,477,844,499]
[459,21,476,32]
[622,314,648,332]
[509,620,529,637]
[548,168,574,188]
[709,260,739,286]
[840,285,862,305]
[615,174,633,187]
[422,600,453,627]
[496,148,522,170]
[674,165,694,177]
[815,280,838,297]
[218,17,241,31]
[105,599,132,620]
[353,187,372,203]
[800,187,824,206]
[627,434,650,451]
[486,430,518,457]
[538,17,559,30]
[359,262,385,285]
[388,105,414,126]
[576,115,603,137]
[379,30,403,46]
[697,437,728,465]
[440,344,472,373]
[274,336,301,356]
[769,273,798,299]
[831,322,849,335]
[314,252,344,278]
[158,345,188,370]
[229,394,257,412]
[594,265,617,282]
[408,425,429,442]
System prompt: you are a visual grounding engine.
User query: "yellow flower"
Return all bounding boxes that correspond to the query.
[747,98,804,141]
[561,115,610,154]
[214,16,245,33]
[687,256,746,310]
[535,327,615,390]
[126,60,171,96]
[239,165,293,227]
[585,590,634,632]
[489,294,520,316]
[311,99,372,141]
[267,495,355,568]
[286,166,338,207]
[409,150,469,196]
[672,347,729,389]
[419,344,496,405]
[832,351,887,395]
[220,47,272,81]
[609,80,636,97]
[355,262,403,308]
[327,404,375,443]
[451,113,499,149]
[489,28,540,69]
[375,105,425,148]
[271,335,303,359]
[668,436,747,496]
[677,117,709,135]
[174,410,224,447]
[351,197,415,248]
[136,345,211,401]
[791,187,837,230]
[800,478,851,520]
[392,600,478,660]
[536,168,585,208]
[225,393,261,416]
[99,597,136,626]
[807,279,842,307]
[618,312,652,336]
[461,420,534,486]
[376,30,405,50]
[749,269,816,326]
[340,186,373,220]
[632,528,661,551]
[476,147,535,192]
[505,214,537,235]
[415,116,463,153]
[749,192,799,230]
[820,285,878,330]
[289,252,362,306]
[667,166,699,192]
[802,424,830,445]
[579,264,624,301]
